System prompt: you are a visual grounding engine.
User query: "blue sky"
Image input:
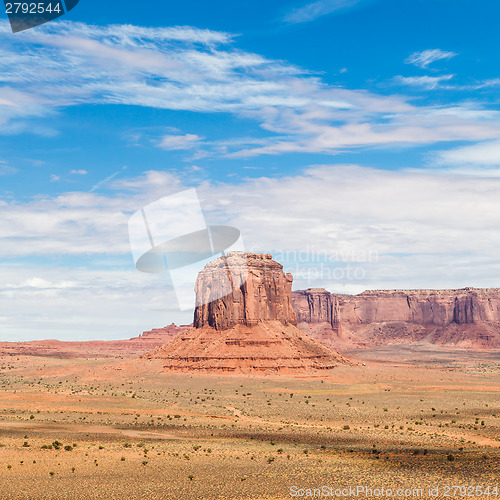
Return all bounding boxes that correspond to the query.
[1,0,500,340]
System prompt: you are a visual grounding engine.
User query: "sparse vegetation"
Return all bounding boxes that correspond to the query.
[0,352,497,498]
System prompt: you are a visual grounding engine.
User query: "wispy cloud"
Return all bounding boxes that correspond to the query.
[429,140,500,175]
[405,49,457,69]
[395,74,455,90]
[90,167,127,192]
[0,22,499,158]
[396,74,500,92]
[158,133,204,150]
[284,0,363,24]
[0,160,18,175]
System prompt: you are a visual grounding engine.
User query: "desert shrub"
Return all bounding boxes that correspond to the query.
[64,445,73,451]
[447,453,455,461]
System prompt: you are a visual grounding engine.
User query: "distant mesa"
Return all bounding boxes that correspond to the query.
[146,252,350,373]
[294,287,500,350]
[0,324,190,358]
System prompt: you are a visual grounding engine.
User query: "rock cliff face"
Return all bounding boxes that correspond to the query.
[294,288,339,325]
[147,253,349,373]
[194,252,296,330]
[293,288,500,349]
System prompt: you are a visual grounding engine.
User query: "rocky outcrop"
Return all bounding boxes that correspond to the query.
[147,253,349,373]
[294,288,339,325]
[194,252,296,330]
[293,288,500,349]
[0,323,190,358]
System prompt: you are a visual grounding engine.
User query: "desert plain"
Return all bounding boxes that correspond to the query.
[0,347,498,500]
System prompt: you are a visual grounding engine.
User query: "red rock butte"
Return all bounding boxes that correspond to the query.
[146,252,349,373]
[193,252,296,330]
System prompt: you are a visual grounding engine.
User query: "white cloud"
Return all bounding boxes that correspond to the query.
[430,140,500,174]
[284,0,362,23]
[13,277,78,289]
[0,160,18,175]
[70,169,88,175]
[50,174,60,182]
[3,165,500,339]
[0,266,185,341]
[158,133,203,150]
[0,21,497,157]
[405,49,457,69]
[396,74,455,90]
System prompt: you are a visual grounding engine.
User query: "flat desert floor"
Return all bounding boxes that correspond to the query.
[0,349,498,499]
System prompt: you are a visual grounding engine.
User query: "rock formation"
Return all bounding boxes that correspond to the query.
[147,252,349,373]
[194,252,296,330]
[0,323,190,358]
[293,288,500,350]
